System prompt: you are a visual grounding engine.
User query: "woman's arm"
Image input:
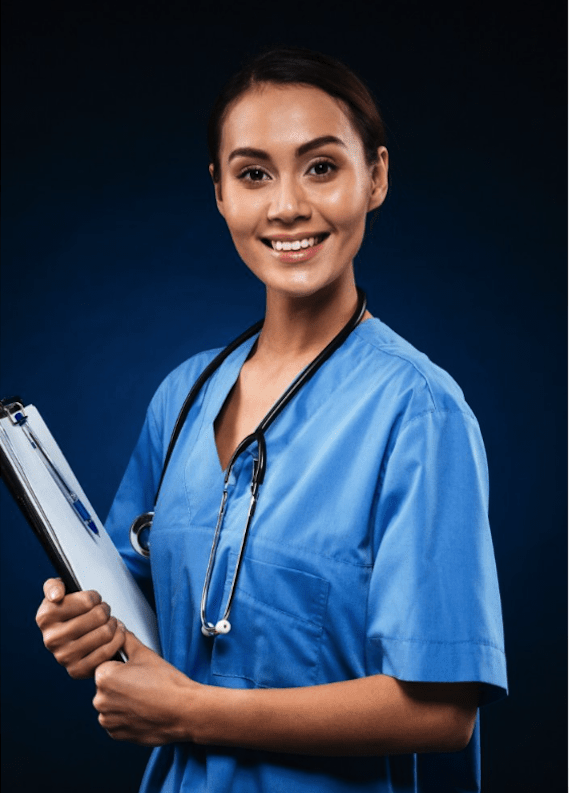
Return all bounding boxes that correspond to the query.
[193,674,478,756]
[94,630,478,755]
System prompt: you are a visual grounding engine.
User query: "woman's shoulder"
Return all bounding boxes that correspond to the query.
[147,346,224,424]
[352,318,476,423]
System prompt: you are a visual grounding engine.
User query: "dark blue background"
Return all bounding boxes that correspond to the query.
[1,2,566,791]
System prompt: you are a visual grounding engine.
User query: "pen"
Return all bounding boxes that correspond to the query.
[15,410,99,536]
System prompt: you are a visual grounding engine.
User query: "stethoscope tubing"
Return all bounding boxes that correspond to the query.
[130,288,368,637]
[155,319,265,504]
[200,429,266,636]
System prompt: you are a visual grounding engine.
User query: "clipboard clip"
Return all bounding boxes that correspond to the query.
[0,397,28,426]
[0,397,100,537]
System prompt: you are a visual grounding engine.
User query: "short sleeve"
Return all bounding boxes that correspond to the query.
[366,409,508,705]
[104,403,164,604]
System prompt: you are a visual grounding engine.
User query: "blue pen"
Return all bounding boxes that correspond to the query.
[17,413,99,536]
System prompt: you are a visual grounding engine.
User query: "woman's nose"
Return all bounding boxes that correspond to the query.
[267,176,311,223]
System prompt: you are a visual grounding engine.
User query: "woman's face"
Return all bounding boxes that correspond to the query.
[212,82,388,300]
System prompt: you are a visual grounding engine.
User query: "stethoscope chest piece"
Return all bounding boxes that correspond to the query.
[130,511,154,558]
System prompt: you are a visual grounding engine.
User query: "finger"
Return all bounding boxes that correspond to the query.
[94,655,123,688]
[68,623,126,680]
[43,577,65,603]
[37,589,103,628]
[121,627,147,661]
[37,593,108,634]
[53,616,119,665]
[43,601,114,651]
[63,601,113,640]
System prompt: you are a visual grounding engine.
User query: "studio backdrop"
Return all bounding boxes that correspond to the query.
[1,2,566,792]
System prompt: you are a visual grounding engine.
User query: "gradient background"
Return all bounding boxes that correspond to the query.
[1,1,566,791]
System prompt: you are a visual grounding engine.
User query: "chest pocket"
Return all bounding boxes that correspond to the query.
[211,552,330,688]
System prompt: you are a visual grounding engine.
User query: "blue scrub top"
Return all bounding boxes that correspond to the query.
[106,316,507,793]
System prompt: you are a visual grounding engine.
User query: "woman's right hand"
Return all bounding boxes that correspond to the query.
[36,578,126,679]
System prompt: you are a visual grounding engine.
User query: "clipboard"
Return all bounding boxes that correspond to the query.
[0,397,161,658]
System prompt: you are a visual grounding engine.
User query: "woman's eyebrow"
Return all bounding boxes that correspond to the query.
[227,135,347,163]
[297,135,346,157]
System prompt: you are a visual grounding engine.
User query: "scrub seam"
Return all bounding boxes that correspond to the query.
[353,329,438,409]
[375,406,480,493]
[212,670,261,686]
[148,404,167,469]
[370,635,505,653]
[237,588,325,631]
[400,407,479,433]
[315,578,330,683]
[363,565,373,675]
[247,536,373,568]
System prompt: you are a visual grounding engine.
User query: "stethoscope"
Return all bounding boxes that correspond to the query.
[130,288,367,637]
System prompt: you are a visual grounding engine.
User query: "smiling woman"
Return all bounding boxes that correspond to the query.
[211,82,388,304]
[35,46,507,793]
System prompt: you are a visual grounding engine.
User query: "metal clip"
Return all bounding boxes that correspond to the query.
[0,399,27,426]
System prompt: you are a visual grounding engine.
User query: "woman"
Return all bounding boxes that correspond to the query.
[36,46,507,792]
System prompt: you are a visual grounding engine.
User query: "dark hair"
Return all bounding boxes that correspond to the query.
[208,45,387,183]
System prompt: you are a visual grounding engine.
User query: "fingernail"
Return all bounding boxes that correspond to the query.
[49,588,60,601]
[117,620,125,630]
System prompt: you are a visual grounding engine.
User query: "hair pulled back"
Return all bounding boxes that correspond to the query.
[208,46,386,183]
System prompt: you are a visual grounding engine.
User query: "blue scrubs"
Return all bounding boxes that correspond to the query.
[106,316,507,793]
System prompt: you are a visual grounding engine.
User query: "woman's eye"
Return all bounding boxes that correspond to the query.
[239,168,269,182]
[308,161,336,177]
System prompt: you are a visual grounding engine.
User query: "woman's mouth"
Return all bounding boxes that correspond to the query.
[261,233,330,263]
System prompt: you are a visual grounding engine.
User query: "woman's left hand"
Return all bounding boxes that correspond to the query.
[93,629,197,746]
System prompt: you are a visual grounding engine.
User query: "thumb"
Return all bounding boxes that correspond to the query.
[121,626,149,661]
[44,577,65,603]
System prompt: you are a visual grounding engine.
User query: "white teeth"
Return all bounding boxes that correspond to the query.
[271,235,323,252]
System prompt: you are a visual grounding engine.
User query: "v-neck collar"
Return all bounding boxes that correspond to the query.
[203,316,376,475]
[203,333,260,474]
[204,334,259,424]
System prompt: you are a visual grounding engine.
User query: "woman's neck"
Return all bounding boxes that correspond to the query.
[254,278,370,362]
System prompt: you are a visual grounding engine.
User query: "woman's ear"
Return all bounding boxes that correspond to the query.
[368,147,389,212]
[209,163,225,217]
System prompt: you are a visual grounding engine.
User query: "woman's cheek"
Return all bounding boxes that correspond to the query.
[225,193,266,237]
[322,195,367,245]
[318,175,369,226]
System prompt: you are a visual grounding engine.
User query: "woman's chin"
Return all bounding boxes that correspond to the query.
[250,264,357,303]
